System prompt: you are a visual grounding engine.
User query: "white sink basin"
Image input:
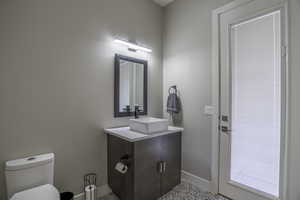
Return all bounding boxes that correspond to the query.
[129,117,169,134]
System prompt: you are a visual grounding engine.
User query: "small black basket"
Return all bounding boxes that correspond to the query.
[60,192,74,200]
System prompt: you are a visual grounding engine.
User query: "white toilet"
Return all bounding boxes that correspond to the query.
[5,153,60,200]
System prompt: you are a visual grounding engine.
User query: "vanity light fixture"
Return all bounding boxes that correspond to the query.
[114,39,152,53]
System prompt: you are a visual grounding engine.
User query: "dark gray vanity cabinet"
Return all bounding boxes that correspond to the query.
[107,132,182,200]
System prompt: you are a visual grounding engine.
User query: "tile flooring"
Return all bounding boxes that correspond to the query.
[99,182,229,200]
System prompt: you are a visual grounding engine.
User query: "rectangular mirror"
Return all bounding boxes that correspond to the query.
[114,54,148,117]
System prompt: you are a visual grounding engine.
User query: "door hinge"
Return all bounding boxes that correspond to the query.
[281,46,287,57]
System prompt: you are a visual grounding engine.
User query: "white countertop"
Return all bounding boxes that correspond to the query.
[104,126,184,142]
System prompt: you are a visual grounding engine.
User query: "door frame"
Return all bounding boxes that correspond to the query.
[211,0,289,199]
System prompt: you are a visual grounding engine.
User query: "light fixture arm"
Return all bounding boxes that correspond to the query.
[114,39,152,53]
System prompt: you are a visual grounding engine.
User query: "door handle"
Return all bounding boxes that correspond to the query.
[157,161,167,173]
[221,126,232,134]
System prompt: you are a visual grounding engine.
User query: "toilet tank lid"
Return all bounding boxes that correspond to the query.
[6,153,54,171]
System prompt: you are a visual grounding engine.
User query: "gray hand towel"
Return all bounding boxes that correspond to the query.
[167,93,181,114]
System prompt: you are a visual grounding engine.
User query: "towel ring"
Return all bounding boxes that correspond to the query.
[168,86,177,94]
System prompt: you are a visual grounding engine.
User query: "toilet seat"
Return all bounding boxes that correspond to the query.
[10,184,59,200]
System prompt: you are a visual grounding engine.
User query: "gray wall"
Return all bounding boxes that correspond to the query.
[0,0,163,198]
[163,0,232,180]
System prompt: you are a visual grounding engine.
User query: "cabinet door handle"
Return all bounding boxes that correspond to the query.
[158,162,163,173]
[163,161,166,172]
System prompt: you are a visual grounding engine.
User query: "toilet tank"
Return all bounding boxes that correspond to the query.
[5,153,55,199]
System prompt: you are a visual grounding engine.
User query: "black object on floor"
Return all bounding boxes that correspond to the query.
[60,192,74,200]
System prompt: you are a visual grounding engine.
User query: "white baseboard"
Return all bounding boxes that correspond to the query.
[74,184,112,200]
[181,170,211,192]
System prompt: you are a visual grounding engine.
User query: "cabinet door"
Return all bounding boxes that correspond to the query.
[134,137,161,200]
[160,132,182,195]
[107,135,134,200]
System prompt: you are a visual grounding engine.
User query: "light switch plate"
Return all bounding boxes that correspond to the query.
[204,105,214,115]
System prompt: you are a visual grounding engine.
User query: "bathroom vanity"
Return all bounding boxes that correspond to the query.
[105,126,183,200]
[111,54,182,199]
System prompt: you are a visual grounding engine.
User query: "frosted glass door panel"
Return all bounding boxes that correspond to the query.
[230,11,281,197]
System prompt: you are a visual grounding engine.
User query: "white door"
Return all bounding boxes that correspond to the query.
[219,1,287,200]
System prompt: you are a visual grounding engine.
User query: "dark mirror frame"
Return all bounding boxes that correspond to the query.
[114,54,148,117]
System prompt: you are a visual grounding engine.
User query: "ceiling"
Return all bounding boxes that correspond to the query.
[152,0,175,7]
